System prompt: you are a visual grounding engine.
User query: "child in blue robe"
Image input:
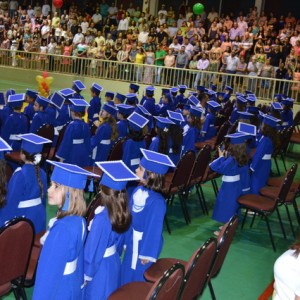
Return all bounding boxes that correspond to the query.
[200,100,220,141]
[30,95,51,133]
[24,89,38,122]
[116,104,134,139]
[87,83,102,126]
[280,98,294,129]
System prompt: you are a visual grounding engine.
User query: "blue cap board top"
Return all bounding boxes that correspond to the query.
[115,93,126,103]
[0,137,12,159]
[161,88,169,95]
[140,148,175,175]
[96,160,139,190]
[49,91,65,109]
[282,98,294,107]
[125,93,138,104]
[247,106,259,114]
[145,86,155,92]
[26,89,38,99]
[47,160,99,189]
[128,112,149,131]
[245,90,254,95]
[237,122,257,136]
[154,116,175,130]
[8,93,25,107]
[136,104,151,116]
[73,80,86,91]
[188,91,197,96]
[117,104,135,116]
[0,92,4,105]
[19,133,52,154]
[129,83,140,92]
[188,95,200,106]
[189,106,203,118]
[59,88,75,98]
[274,94,282,101]
[178,84,187,91]
[197,85,205,92]
[69,98,90,113]
[217,92,226,98]
[271,102,283,110]
[105,91,115,98]
[167,110,185,124]
[238,111,253,120]
[225,132,250,144]
[263,115,280,128]
[246,94,257,102]
[207,100,221,111]
[211,84,217,91]
[206,89,217,96]
[225,85,233,92]
[36,95,50,108]
[170,87,179,93]
[102,103,118,116]
[236,96,247,104]
[235,92,244,98]
[91,82,103,92]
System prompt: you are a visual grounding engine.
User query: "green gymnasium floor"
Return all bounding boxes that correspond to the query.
[1,78,300,299]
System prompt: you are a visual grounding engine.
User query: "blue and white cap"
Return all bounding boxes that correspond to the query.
[125,93,138,104]
[129,83,140,92]
[117,104,135,116]
[271,102,283,111]
[246,94,257,103]
[167,110,184,125]
[154,116,175,130]
[19,133,52,154]
[237,122,257,136]
[69,98,90,113]
[136,105,151,116]
[105,91,115,99]
[263,115,281,128]
[49,91,65,109]
[26,89,38,99]
[8,93,25,107]
[73,80,86,92]
[36,95,50,108]
[128,112,149,131]
[236,96,247,104]
[225,85,233,92]
[225,132,250,144]
[102,103,118,116]
[189,106,203,118]
[238,111,253,120]
[115,93,126,103]
[0,137,12,159]
[91,83,103,94]
[207,100,221,111]
[145,86,155,95]
[170,87,179,93]
[59,88,75,98]
[178,85,187,92]
[96,160,139,190]
[282,98,294,107]
[188,95,200,106]
[140,149,175,175]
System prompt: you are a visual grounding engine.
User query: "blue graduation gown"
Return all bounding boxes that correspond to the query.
[56,119,91,167]
[30,111,50,133]
[280,110,293,129]
[122,139,145,173]
[250,136,273,194]
[88,96,101,126]
[46,106,58,127]
[0,164,47,233]
[84,207,121,300]
[143,98,158,116]
[24,102,35,121]
[182,124,196,155]
[0,105,13,133]
[176,94,187,105]
[1,112,28,150]
[156,103,171,117]
[210,156,242,223]
[200,113,216,141]
[229,108,239,125]
[121,186,166,284]
[91,122,112,164]
[33,216,86,300]
[117,120,128,139]
[240,164,251,195]
[57,103,72,126]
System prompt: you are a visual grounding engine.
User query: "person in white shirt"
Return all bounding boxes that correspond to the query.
[237,16,248,35]
[108,2,118,26]
[157,4,167,18]
[95,31,105,46]
[81,18,89,34]
[42,0,51,17]
[223,51,240,87]
[207,8,218,24]
[92,9,102,30]
[138,26,149,44]
[168,21,178,39]
[194,53,210,88]
[73,27,84,45]
[27,5,35,19]
[169,38,181,54]
[183,38,194,58]
[117,14,129,32]
[290,30,300,47]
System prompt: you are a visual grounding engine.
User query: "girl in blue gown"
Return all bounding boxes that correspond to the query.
[33,161,97,300]
[280,98,294,129]
[84,161,138,300]
[200,100,220,141]
[121,149,175,284]
[30,95,51,133]
[87,83,102,126]
[116,104,134,139]
[24,89,38,122]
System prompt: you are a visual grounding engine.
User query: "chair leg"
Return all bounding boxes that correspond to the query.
[285,205,295,238]
[164,215,171,235]
[199,184,209,215]
[178,193,190,224]
[265,216,276,252]
[281,153,287,171]
[241,209,248,229]
[250,212,257,228]
[276,208,287,239]
[293,200,300,225]
[208,280,216,300]
[195,185,206,214]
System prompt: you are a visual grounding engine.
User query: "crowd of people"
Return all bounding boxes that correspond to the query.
[0,1,299,97]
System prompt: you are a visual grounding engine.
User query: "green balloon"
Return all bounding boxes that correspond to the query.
[193,3,204,15]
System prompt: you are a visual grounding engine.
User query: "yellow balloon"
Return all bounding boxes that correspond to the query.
[35,75,43,83]
[45,77,54,85]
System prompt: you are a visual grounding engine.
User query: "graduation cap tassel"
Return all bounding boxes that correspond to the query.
[88,180,94,193]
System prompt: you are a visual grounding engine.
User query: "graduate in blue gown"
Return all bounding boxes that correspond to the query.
[129,83,140,95]
[1,94,28,150]
[33,161,98,300]
[200,100,220,141]
[121,149,175,284]
[229,95,247,125]
[84,161,138,300]
[181,105,196,155]
[142,86,158,116]
[0,134,50,233]
[250,115,280,194]
[176,85,188,106]
[87,83,102,126]
[24,89,38,122]
[116,104,134,139]
[91,103,118,164]
[56,99,91,167]
[30,95,51,133]
[156,93,173,117]
[280,98,294,129]
[210,133,249,224]
[72,80,86,99]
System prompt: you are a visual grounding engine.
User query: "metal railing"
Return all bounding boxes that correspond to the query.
[0,49,299,101]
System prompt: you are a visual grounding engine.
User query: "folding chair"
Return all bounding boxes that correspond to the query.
[107,137,127,161]
[36,124,55,160]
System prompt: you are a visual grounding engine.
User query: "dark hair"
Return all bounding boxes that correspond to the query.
[169,124,183,154]
[0,160,7,208]
[189,115,202,130]
[227,143,249,167]
[157,127,169,154]
[128,126,144,141]
[97,184,131,233]
[261,123,280,150]
[144,170,165,193]
[290,235,300,257]
[71,110,85,118]
[103,115,118,141]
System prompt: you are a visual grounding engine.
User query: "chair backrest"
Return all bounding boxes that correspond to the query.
[293,110,300,127]
[215,121,230,146]
[144,134,153,150]
[37,124,54,159]
[5,162,13,183]
[147,263,185,300]
[107,137,127,161]
[209,215,239,280]
[90,123,98,136]
[52,122,69,158]
[167,151,196,194]
[85,196,102,226]
[180,237,217,300]
[0,217,34,287]
[281,126,294,154]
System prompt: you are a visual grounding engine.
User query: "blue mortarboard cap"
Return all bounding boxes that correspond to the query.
[96,160,139,190]
[167,110,185,125]
[69,98,90,113]
[73,80,86,92]
[91,83,103,94]
[246,94,257,103]
[59,88,75,98]
[170,87,179,93]
[225,85,233,92]
[282,98,294,107]
[0,92,5,105]
[49,91,65,109]
[271,102,283,110]
[103,103,118,116]
[263,115,280,128]
[245,90,254,95]
[217,92,226,98]
[211,84,217,91]
[225,132,250,144]
[145,86,155,92]
[115,93,126,103]
[197,85,205,92]
[247,106,259,114]
[207,100,221,111]
[127,112,149,131]
[105,91,115,98]
[47,160,99,189]
[36,95,50,108]
[183,104,190,110]
[125,93,138,104]
[189,106,203,118]
[162,88,169,95]
[188,92,197,97]
[8,93,25,107]
[235,92,244,97]
[188,95,200,106]
[117,104,135,116]
[274,94,282,101]
[237,96,247,104]
[154,116,175,130]
[238,111,253,120]
[136,104,151,116]
[140,149,175,175]
[237,122,257,136]
[6,89,16,100]
[129,83,140,92]
[0,137,12,159]
[178,85,187,92]
[20,133,51,155]
[26,89,38,99]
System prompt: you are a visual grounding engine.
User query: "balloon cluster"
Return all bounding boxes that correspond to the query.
[36,71,53,97]
[53,0,63,8]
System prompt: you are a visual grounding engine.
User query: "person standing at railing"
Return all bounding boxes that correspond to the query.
[154,43,166,85]
[258,58,275,97]
[47,37,56,72]
[117,44,129,80]
[175,46,189,85]
[193,52,210,89]
[247,56,259,92]
[9,0,18,19]
[134,47,145,83]
[143,45,154,85]
[223,51,240,89]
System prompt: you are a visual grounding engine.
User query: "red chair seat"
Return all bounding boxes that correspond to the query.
[5,151,23,165]
[238,194,276,211]
[290,134,300,144]
[109,282,153,299]
[260,187,295,203]
[195,140,215,150]
[0,282,11,296]
[267,178,298,193]
[83,166,103,177]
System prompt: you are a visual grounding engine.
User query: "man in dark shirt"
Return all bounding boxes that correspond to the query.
[156,25,168,44]
[269,46,283,71]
